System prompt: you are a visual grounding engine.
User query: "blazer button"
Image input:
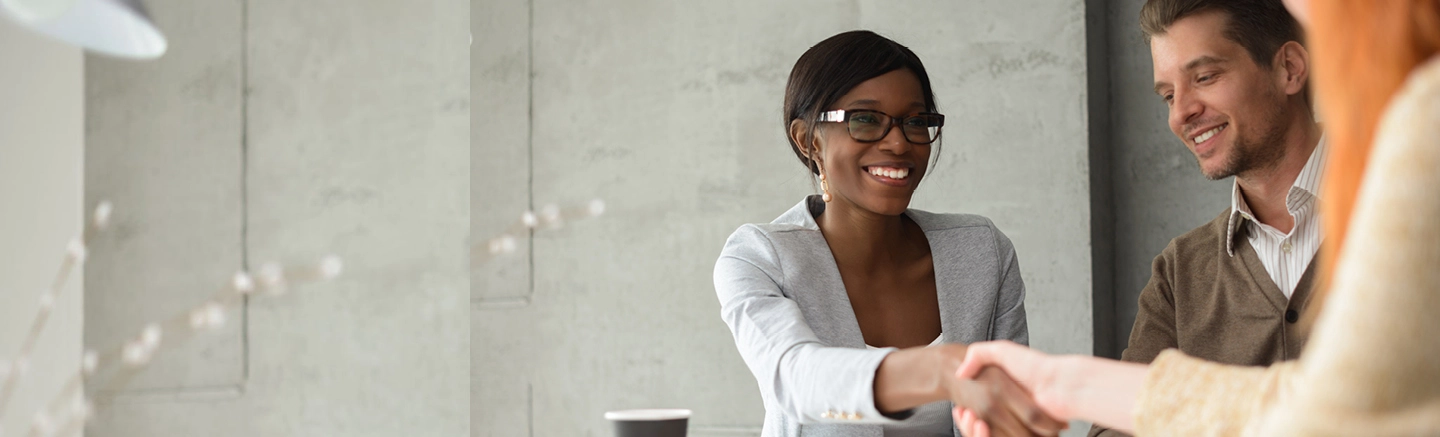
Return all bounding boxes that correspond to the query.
[1285,309,1299,323]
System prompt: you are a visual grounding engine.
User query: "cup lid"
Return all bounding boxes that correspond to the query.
[604,409,692,421]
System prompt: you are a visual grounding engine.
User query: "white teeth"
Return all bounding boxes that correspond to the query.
[867,167,909,180]
[1193,125,1226,144]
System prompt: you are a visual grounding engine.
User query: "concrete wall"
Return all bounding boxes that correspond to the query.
[0,17,84,437]
[473,1,1097,435]
[1102,0,1233,356]
[50,0,1236,434]
[83,0,469,435]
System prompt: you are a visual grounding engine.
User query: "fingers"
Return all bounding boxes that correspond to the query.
[952,344,1071,436]
[990,367,1068,435]
[956,407,993,437]
[960,366,1066,436]
[955,340,1024,380]
[951,382,1011,436]
[983,405,1030,436]
[975,416,992,437]
[954,370,1038,437]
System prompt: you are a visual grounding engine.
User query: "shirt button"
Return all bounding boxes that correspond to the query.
[1285,309,1299,323]
[1282,242,1293,254]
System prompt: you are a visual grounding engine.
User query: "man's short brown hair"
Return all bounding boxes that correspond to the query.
[1140,0,1303,69]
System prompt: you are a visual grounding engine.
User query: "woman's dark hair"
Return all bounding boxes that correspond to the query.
[783,30,939,175]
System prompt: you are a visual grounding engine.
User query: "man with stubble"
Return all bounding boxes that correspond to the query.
[1092,1,1325,436]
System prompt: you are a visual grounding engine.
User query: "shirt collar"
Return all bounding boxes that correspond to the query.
[1226,136,1327,256]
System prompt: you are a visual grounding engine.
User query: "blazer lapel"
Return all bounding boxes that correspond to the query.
[910,211,998,345]
[779,197,870,349]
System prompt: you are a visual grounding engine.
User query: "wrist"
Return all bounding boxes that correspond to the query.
[1039,355,1082,420]
[876,343,969,413]
[933,343,968,398]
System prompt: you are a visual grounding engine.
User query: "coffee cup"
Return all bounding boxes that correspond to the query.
[604,409,690,437]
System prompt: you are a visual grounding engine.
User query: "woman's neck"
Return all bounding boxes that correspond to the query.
[817,199,924,269]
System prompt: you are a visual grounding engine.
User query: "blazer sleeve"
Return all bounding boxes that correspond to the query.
[714,224,906,424]
[989,225,1029,346]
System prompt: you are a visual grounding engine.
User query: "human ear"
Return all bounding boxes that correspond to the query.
[789,118,824,166]
[1276,41,1310,97]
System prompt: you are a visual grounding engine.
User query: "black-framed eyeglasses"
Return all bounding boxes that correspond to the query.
[818,109,944,144]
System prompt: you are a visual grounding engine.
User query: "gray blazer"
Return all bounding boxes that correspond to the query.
[714,196,1029,437]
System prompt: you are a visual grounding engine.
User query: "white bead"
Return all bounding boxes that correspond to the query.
[520,211,539,228]
[122,342,150,365]
[232,272,255,294]
[38,293,55,310]
[66,238,87,262]
[203,303,226,328]
[318,255,343,279]
[587,199,606,217]
[140,323,162,348]
[93,200,114,229]
[82,350,98,374]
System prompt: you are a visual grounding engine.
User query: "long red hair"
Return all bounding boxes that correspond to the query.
[1307,0,1440,322]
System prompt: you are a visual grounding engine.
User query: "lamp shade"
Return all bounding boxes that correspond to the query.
[1,0,166,59]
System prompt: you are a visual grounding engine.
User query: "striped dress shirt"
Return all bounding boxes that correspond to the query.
[1226,142,1327,299]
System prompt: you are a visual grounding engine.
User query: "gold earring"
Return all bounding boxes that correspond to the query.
[818,164,832,203]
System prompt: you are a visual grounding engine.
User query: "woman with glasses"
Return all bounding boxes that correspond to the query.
[713,30,1065,437]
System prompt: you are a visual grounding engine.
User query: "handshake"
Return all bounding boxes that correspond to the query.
[925,341,1086,437]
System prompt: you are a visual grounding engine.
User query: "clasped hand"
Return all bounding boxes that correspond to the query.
[948,341,1070,437]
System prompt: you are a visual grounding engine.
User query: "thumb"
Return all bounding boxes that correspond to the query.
[955,341,1003,380]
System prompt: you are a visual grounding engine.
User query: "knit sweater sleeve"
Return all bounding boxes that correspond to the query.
[1132,350,1298,436]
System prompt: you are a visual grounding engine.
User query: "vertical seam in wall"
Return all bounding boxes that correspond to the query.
[470,0,536,308]
[526,0,536,300]
[239,0,252,385]
[528,382,535,437]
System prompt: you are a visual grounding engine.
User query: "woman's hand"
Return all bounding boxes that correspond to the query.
[946,363,1067,436]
